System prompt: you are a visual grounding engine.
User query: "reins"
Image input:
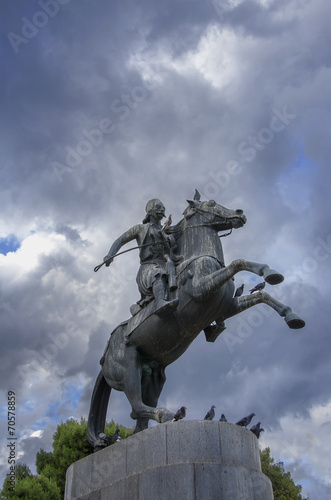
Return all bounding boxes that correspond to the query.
[179,207,234,238]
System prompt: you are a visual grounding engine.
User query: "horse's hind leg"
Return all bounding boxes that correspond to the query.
[225,291,305,329]
[103,327,173,429]
[117,346,173,426]
[133,364,167,434]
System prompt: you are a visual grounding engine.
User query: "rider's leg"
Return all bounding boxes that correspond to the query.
[153,277,179,315]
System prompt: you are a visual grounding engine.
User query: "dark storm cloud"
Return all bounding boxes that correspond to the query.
[1,0,331,497]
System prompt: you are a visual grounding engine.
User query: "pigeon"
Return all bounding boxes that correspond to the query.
[112,428,122,443]
[162,214,172,231]
[236,413,255,428]
[98,432,111,446]
[194,189,201,201]
[219,413,227,422]
[249,282,265,294]
[172,406,186,421]
[204,405,216,420]
[234,284,244,297]
[250,422,264,439]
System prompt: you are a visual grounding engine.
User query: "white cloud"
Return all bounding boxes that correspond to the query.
[262,401,331,489]
[1,1,331,498]
[0,232,66,276]
[29,430,43,439]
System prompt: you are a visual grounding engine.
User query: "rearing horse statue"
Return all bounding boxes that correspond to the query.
[88,196,305,448]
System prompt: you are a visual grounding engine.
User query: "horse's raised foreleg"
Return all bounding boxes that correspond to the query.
[193,258,284,300]
[225,291,305,329]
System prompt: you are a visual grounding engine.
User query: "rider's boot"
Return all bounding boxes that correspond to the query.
[153,278,179,318]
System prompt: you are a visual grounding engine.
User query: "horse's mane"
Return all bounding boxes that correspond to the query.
[165,201,200,240]
[165,218,184,241]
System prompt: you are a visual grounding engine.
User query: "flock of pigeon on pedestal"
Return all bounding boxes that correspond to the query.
[98,410,264,447]
[172,406,264,439]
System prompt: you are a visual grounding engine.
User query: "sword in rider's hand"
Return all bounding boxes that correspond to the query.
[94,242,158,272]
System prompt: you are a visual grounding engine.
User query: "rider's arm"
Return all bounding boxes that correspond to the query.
[103,225,141,265]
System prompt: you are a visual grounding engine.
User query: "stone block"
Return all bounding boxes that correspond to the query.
[166,420,221,463]
[139,463,195,499]
[65,421,273,500]
[126,422,167,476]
[218,422,261,470]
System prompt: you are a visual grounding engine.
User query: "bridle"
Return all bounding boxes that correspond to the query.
[180,207,236,238]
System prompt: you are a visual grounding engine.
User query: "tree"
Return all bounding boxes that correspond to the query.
[1,418,132,500]
[36,417,133,498]
[260,447,308,500]
[0,463,60,500]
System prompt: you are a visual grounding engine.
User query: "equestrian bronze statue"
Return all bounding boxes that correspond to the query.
[88,193,305,449]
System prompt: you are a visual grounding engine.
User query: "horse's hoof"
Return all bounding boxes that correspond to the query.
[161,412,174,423]
[156,408,174,423]
[130,410,139,420]
[264,269,284,285]
[285,313,305,329]
[93,441,109,452]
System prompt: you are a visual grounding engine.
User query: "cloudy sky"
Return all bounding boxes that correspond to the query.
[1,0,331,497]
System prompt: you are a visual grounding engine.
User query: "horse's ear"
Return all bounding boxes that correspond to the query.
[183,199,197,218]
[193,188,201,201]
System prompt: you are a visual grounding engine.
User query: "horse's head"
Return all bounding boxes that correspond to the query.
[183,197,247,232]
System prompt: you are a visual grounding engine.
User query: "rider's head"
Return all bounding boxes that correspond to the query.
[143,199,165,223]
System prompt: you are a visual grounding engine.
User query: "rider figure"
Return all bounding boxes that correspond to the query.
[104,199,180,317]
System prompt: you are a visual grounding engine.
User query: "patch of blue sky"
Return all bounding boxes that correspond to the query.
[27,403,65,433]
[20,398,39,414]
[0,405,9,419]
[64,383,83,410]
[292,154,320,174]
[276,154,319,212]
[45,401,62,419]
[33,416,49,430]
[0,234,21,255]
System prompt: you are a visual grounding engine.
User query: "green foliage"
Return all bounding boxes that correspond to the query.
[0,463,60,500]
[36,417,93,495]
[1,418,133,500]
[104,420,133,441]
[260,447,308,500]
[35,449,55,476]
[36,417,133,498]
[10,463,32,482]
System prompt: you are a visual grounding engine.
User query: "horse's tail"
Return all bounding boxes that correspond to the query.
[87,370,111,449]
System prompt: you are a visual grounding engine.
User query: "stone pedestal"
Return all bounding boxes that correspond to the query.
[65,420,273,500]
